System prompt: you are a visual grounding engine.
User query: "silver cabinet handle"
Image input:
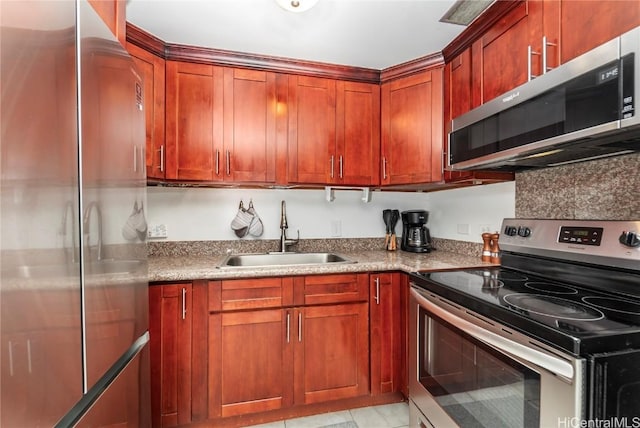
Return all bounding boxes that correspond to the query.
[330,156,335,179]
[181,287,187,320]
[159,145,164,172]
[298,312,302,342]
[286,312,291,344]
[215,149,220,176]
[382,157,388,180]
[8,341,13,376]
[226,150,231,176]
[542,36,557,74]
[133,146,138,172]
[374,277,380,305]
[339,155,343,179]
[27,339,32,374]
[527,45,541,81]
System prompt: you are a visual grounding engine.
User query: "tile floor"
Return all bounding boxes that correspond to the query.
[243,402,409,428]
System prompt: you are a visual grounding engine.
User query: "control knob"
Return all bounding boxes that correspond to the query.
[619,231,640,248]
[504,226,518,236]
[517,226,531,237]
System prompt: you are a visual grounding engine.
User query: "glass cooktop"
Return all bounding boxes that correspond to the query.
[411,267,640,355]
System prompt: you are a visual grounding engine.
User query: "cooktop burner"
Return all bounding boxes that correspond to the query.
[503,294,604,321]
[524,282,578,294]
[582,296,640,315]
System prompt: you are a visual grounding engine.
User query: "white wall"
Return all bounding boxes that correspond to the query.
[146,181,515,243]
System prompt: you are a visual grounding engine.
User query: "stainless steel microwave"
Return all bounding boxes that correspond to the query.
[448,26,640,171]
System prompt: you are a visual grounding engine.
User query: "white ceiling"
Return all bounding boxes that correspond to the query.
[125,0,469,70]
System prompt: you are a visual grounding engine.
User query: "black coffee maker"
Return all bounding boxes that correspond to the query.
[401,210,432,253]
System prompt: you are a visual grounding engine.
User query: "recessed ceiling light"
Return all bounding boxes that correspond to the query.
[440,0,494,26]
[275,0,320,13]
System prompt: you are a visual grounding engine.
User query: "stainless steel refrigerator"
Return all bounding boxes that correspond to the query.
[1,1,150,426]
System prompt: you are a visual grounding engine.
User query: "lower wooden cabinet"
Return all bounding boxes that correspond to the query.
[208,274,369,419]
[370,273,407,396]
[149,282,193,427]
[150,273,403,426]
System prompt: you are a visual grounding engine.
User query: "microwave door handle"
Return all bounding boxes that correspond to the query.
[409,287,575,380]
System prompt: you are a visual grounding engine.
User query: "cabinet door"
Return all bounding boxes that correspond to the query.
[149,284,192,427]
[472,1,543,103]
[222,68,277,183]
[294,303,369,404]
[87,0,126,45]
[287,75,336,184]
[370,273,404,395]
[557,0,640,63]
[381,69,443,185]
[165,61,223,181]
[208,309,293,418]
[127,43,166,180]
[335,81,381,186]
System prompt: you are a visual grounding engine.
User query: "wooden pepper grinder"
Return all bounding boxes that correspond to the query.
[481,233,492,262]
[490,232,501,264]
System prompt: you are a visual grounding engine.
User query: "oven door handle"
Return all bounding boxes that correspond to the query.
[410,287,575,380]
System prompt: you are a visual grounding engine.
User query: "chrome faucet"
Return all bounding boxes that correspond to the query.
[83,201,103,261]
[60,200,78,263]
[279,200,299,253]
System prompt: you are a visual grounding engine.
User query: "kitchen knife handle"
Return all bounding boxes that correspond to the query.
[159,145,165,172]
[181,287,187,320]
[374,277,380,304]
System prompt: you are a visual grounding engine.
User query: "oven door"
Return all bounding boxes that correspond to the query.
[409,285,585,428]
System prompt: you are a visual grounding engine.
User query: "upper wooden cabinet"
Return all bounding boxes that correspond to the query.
[165,61,278,183]
[165,61,223,181]
[88,0,126,45]
[287,76,380,186]
[555,0,640,62]
[381,68,443,186]
[126,43,165,180]
[471,1,544,104]
[223,68,280,183]
[335,81,381,186]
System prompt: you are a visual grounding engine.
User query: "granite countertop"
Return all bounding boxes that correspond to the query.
[148,249,497,282]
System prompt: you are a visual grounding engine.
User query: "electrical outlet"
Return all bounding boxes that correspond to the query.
[457,223,470,235]
[330,220,342,237]
[147,224,168,239]
[480,224,492,233]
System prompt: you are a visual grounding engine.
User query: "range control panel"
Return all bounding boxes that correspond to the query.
[558,226,603,246]
[499,218,640,272]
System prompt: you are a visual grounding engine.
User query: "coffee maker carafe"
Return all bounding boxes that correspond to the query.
[401,210,432,253]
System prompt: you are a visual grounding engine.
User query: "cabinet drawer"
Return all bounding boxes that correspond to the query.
[209,278,294,312]
[295,274,369,305]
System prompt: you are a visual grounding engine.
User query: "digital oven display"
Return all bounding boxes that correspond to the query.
[558,226,604,246]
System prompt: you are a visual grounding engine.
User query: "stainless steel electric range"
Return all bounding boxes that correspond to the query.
[408,218,640,428]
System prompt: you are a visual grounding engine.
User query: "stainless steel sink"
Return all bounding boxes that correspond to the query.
[219,252,355,268]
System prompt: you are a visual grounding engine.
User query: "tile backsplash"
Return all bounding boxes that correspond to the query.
[515,153,640,220]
